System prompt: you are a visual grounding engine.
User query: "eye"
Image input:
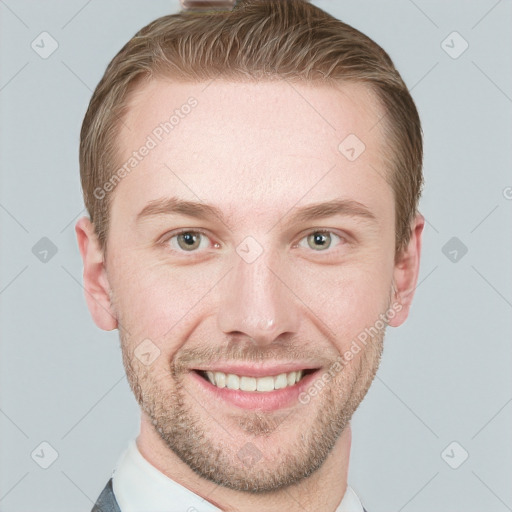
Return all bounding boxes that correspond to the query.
[166,230,216,253]
[297,230,345,252]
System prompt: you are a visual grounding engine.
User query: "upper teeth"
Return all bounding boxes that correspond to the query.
[205,370,304,392]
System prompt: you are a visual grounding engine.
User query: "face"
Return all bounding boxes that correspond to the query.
[78,78,422,493]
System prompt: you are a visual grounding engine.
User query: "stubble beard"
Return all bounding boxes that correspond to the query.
[119,325,385,493]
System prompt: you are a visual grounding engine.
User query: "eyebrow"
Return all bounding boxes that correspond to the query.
[136,196,378,228]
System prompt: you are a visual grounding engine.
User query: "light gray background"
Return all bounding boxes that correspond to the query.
[1,1,511,511]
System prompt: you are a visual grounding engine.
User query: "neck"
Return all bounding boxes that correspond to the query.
[136,413,352,512]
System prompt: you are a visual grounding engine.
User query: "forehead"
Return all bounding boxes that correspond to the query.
[111,78,392,228]
[121,78,382,153]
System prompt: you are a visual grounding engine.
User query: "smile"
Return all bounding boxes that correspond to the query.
[196,368,318,393]
[191,367,320,411]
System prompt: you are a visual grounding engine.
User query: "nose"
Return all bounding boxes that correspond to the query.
[217,247,301,346]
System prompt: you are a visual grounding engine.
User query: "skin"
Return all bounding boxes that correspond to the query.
[76,79,424,512]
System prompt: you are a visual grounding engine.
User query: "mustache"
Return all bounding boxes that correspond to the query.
[172,341,336,375]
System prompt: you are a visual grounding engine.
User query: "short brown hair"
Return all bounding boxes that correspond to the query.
[80,0,423,256]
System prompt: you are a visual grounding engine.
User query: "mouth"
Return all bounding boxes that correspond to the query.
[195,368,316,392]
[189,365,320,411]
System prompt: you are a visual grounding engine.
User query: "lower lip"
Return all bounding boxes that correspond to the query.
[189,370,319,412]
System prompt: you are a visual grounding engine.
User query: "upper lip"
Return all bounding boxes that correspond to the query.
[192,363,320,378]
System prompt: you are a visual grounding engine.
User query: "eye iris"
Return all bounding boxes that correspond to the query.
[308,232,331,250]
[177,232,201,251]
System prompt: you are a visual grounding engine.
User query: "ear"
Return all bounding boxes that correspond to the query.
[388,213,425,327]
[75,217,118,331]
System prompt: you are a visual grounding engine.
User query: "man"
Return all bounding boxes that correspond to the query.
[76,0,424,510]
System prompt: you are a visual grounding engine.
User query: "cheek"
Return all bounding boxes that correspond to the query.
[110,257,212,344]
[109,238,394,354]
[289,254,393,345]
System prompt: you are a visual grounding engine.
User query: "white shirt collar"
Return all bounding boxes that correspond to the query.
[112,439,365,512]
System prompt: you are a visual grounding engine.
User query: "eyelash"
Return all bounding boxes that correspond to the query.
[160,228,349,258]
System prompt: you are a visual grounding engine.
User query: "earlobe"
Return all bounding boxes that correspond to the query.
[388,213,425,328]
[75,217,118,331]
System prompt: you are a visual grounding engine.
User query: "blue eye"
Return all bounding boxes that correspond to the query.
[298,230,344,251]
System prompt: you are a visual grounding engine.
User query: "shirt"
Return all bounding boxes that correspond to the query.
[112,439,365,512]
